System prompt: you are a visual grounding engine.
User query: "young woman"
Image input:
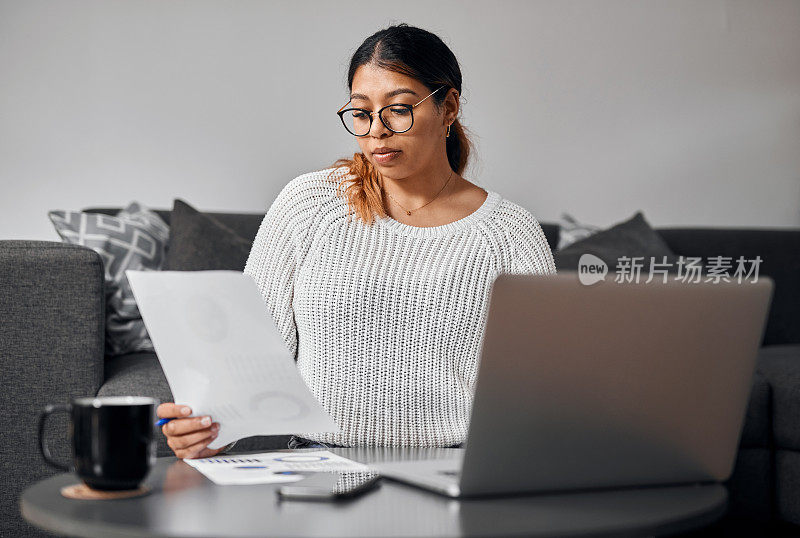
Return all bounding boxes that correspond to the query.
[158,23,556,459]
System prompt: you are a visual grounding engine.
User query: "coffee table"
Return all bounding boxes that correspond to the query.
[21,447,727,537]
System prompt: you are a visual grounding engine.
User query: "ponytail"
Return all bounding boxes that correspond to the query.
[445,118,472,180]
[327,153,384,225]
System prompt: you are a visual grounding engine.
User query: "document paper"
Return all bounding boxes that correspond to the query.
[183,450,371,485]
[126,270,341,449]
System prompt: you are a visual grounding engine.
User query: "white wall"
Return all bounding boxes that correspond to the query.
[1,0,798,241]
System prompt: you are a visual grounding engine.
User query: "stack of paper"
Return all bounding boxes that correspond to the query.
[183,450,371,485]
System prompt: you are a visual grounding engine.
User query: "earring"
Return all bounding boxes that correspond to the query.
[446,124,451,138]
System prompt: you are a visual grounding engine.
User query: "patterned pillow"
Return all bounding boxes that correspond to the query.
[48,202,170,357]
[556,212,602,250]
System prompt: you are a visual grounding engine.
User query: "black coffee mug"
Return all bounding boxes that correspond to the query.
[38,396,157,490]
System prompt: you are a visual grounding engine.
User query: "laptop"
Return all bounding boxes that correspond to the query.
[369,271,774,498]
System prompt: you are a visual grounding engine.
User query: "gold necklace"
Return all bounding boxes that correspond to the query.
[384,169,454,216]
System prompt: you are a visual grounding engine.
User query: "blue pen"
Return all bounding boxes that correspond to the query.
[156,417,175,427]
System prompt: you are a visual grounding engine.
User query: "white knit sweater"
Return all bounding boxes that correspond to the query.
[242,166,556,447]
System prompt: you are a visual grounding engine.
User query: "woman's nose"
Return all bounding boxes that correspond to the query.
[368,112,392,137]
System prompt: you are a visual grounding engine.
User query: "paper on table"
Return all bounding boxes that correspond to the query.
[125,269,341,449]
[182,450,371,485]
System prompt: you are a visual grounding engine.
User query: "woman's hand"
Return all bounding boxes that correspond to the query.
[157,403,223,459]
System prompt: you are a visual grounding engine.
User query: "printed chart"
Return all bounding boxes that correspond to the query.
[183,450,371,485]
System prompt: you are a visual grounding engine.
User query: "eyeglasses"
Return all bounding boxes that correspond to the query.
[336,85,445,137]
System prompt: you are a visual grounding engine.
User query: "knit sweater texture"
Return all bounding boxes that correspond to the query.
[243,166,557,447]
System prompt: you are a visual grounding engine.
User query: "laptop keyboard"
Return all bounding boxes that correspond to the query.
[438,470,461,476]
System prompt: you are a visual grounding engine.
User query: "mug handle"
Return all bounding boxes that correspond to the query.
[38,403,73,472]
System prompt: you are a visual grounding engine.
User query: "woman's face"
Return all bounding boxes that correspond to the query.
[347,64,452,178]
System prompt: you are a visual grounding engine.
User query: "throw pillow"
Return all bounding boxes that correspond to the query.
[556,212,602,250]
[48,201,170,356]
[553,211,681,274]
[163,198,252,271]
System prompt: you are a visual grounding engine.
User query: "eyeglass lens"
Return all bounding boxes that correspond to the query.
[342,106,413,136]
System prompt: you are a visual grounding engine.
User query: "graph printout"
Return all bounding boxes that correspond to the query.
[183,450,371,485]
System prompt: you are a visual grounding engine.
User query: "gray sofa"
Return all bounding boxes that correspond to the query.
[2,206,798,537]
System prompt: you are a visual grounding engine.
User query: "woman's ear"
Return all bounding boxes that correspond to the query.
[444,89,460,126]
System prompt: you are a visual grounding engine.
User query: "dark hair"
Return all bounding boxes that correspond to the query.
[327,23,474,225]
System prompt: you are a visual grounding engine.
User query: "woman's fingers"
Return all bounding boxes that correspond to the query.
[193,446,224,459]
[167,423,220,450]
[175,432,222,459]
[156,403,224,459]
[162,416,214,437]
[168,425,219,453]
[157,402,192,419]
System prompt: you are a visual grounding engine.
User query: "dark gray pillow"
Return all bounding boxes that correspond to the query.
[48,201,170,356]
[163,199,252,271]
[553,211,681,273]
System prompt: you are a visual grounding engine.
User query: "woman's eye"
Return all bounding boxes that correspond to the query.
[351,111,368,119]
[390,107,410,115]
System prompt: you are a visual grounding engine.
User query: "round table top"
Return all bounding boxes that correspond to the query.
[21,447,727,538]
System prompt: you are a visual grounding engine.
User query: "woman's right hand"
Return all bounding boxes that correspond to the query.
[157,403,222,459]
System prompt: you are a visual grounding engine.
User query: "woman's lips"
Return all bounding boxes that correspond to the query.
[373,150,401,163]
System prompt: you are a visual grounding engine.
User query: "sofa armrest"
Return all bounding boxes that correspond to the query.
[0,240,105,536]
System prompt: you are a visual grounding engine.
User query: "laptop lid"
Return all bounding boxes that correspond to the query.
[458,271,773,496]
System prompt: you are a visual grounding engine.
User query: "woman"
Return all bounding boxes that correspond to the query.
[157,23,556,459]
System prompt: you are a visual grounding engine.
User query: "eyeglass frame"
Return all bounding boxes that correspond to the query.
[336,85,446,137]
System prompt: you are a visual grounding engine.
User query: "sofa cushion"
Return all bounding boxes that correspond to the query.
[740,370,771,449]
[164,199,252,271]
[163,199,253,271]
[776,449,800,526]
[97,352,291,456]
[756,344,800,450]
[48,202,169,356]
[553,211,681,275]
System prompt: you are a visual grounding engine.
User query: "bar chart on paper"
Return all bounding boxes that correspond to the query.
[183,450,371,485]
